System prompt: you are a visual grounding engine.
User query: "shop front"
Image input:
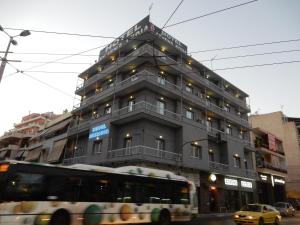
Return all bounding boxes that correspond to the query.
[257,173,286,204]
[199,172,255,213]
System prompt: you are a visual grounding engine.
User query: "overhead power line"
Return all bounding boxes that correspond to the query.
[200,49,300,62]
[9,52,99,57]
[214,60,300,71]
[190,38,300,54]
[4,27,116,39]
[22,72,74,98]
[165,0,258,28]
[17,61,92,65]
[162,0,185,29]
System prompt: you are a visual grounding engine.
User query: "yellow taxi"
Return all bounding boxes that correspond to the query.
[234,204,281,225]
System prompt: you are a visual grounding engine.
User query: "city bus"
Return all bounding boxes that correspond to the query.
[0,160,197,225]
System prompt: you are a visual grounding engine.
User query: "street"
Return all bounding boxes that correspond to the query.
[182,212,300,225]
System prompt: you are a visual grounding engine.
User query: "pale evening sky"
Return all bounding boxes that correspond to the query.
[0,0,299,134]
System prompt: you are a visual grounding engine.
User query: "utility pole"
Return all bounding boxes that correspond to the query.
[0,25,31,84]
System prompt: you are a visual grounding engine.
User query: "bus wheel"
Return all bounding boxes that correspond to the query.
[50,209,71,225]
[158,209,171,225]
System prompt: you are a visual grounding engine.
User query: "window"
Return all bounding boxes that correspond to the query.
[185,85,193,93]
[209,150,215,161]
[156,100,165,115]
[124,137,132,149]
[233,156,241,168]
[130,75,138,81]
[224,104,230,112]
[191,145,202,159]
[186,110,193,120]
[93,140,102,154]
[108,80,114,88]
[226,126,232,135]
[156,138,165,150]
[244,159,248,170]
[206,120,212,131]
[104,106,111,115]
[128,99,135,112]
[157,76,165,85]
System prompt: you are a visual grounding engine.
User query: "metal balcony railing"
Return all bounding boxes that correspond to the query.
[209,161,229,172]
[112,101,182,122]
[108,145,182,162]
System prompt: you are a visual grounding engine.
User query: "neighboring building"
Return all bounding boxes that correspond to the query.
[14,112,59,134]
[250,112,300,199]
[0,112,59,161]
[0,131,32,160]
[251,127,287,204]
[65,16,256,213]
[24,112,72,164]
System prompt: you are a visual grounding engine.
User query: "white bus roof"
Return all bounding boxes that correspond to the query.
[1,160,188,182]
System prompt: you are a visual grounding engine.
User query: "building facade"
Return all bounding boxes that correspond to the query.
[0,112,59,160]
[251,128,287,204]
[65,16,256,213]
[250,112,300,199]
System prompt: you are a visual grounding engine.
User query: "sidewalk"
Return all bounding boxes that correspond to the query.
[192,212,234,221]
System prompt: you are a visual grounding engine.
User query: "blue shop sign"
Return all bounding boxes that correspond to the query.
[89,124,109,140]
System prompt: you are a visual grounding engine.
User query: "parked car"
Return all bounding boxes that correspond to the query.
[234,204,281,225]
[287,198,300,210]
[274,202,296,216]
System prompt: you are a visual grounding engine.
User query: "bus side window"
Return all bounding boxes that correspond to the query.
[46,176,81,202]
[5,173,46,201]
[172,182,190,204]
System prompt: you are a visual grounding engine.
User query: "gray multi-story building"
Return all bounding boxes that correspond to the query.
[64,16,256,213]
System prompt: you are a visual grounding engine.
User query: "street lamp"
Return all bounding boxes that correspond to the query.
[0,25,31,84]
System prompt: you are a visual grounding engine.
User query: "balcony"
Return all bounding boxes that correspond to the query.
[0,144,19,151]
[63,147,88,165]
[107,145,182,165]
[76,44,149,94]
[73,69,250,129]
[112,101,182,125]
[209,161,229,173]
[260,161,288,174]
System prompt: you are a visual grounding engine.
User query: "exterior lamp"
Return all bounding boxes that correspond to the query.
[0,25,31,84]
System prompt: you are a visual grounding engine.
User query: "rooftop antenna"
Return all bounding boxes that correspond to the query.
[149,3,154,21]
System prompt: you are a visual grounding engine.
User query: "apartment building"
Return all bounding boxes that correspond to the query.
[251,128,287,204]
[250,112,300,199]
[65,16,256,213]
[0,112,59,160]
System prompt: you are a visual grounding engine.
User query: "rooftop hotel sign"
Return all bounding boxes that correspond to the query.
[98,16,187,61]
